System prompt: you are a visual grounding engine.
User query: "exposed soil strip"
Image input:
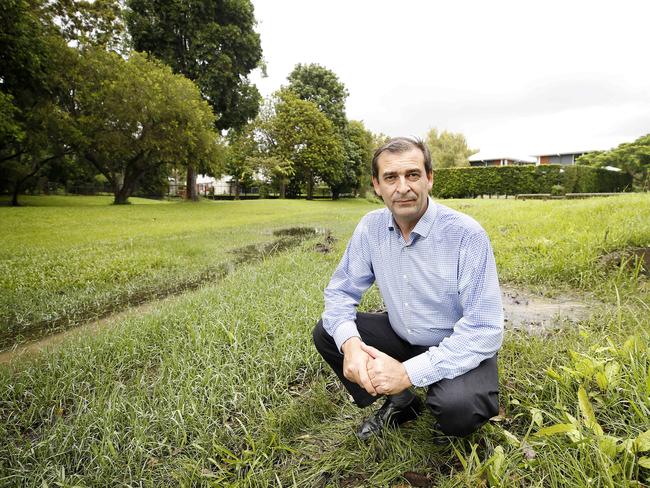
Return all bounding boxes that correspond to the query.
[0,227,326,365]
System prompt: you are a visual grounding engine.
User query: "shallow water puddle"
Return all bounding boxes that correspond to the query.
[501,285,592,333]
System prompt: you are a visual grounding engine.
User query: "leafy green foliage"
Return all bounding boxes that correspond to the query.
[72,49,220,204]
[286,63,349,132]
[0,0,79,205]
[126,0,263,200]
[578,134,650,191]
[431,164,633,198]
[46,0,126,50]
[126,0,262,132]
[268,90,345,199]
[426,128,477,168]
[334,120,374,198]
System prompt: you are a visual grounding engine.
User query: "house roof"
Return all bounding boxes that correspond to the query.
[469,154,536,163]
[531,150,599,157]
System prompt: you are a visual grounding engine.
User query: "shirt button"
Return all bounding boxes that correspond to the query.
[404,303,408,307]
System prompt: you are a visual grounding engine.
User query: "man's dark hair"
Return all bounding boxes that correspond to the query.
[371,137,432,179]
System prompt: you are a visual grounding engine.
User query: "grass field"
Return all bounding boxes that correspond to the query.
[0,194,649,486]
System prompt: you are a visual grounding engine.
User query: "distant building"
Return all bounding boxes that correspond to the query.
[533,151,593,165]
[468,156,536,167]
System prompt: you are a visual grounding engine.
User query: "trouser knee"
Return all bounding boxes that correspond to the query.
[312,319,333,355]
[427,389,498,437]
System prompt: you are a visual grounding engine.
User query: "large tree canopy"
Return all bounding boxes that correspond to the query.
[126,0,263,200]
[286,63,349,131]
[269,90,344,200]
[425,128,478,168]
[72,49,221,204]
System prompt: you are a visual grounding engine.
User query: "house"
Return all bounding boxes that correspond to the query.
[168,174,235,197]
[196,174,236,195]
[533,151,593,165]
[468,155,536,167]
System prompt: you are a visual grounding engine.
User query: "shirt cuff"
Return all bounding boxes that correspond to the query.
[332,320,361,353]
[403,351,444,387]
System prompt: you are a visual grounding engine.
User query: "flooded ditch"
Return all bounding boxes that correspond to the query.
[0,227,329,364]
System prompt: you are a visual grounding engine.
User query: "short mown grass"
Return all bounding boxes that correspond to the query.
[0,193,649,487]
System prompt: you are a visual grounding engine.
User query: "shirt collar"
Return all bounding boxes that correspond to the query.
[387,197,437,239]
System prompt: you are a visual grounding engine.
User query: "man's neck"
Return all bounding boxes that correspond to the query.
[393,199,429,243]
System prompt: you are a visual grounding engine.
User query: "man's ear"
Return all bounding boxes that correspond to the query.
[371,176,381,197]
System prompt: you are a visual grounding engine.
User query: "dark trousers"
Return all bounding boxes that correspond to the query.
[313,312,499,437]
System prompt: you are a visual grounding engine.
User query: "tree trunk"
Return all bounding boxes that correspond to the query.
[234,180,241,200]
[186,164,198,201]
[279,178,286,199]
[306,171,314,200]
[113,178,134,204]
[11,184,21,206]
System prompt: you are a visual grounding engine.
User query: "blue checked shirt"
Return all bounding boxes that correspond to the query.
[322,198,504,387]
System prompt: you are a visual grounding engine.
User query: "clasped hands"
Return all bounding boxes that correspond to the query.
[341,337,412,396]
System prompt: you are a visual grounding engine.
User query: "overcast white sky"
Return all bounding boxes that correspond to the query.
[249,0,650,159]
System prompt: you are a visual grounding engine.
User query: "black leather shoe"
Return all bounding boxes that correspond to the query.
[356,395,423,441]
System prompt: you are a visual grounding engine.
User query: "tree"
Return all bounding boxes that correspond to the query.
[286,63,362,197]
[332,120,373,198]
[126,0,263,201]
[45,0,126,51]
[286,63,349,131]
[269,90,344,200]
[577,134,650,191]
[72,49,220,204]
[425,128,477,168]
[0,0,79,205]
[224,124,260,199]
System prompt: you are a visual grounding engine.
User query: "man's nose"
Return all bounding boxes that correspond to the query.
[397,176,410,193]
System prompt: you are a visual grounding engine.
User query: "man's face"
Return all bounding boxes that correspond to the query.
[372,148,433,227]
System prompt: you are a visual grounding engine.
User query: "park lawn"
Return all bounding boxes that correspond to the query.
[0,195,381,348]
[0,194,649,486]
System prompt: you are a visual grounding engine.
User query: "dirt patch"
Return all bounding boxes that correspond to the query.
[501,285,592,333]
[365,285,593,334]
[314,230,337,253]
[272,226,318,238]
[600,247,650,276]
[232,227,321,263]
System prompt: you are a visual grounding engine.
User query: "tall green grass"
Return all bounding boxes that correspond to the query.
[0,194,649,486]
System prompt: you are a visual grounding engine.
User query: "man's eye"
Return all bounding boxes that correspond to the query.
[407,173,420,181]
[384,175,396,182]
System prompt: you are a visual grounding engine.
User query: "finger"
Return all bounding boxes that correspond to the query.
[358,365,377,396]
[360,343,382,359]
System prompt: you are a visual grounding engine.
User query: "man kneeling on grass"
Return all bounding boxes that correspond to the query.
[313,137,504,442]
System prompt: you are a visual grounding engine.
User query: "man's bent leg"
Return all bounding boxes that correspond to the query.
[426,355,499,437]
[312,313,425,408]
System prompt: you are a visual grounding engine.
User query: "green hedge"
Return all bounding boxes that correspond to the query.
[431,165,633,198]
